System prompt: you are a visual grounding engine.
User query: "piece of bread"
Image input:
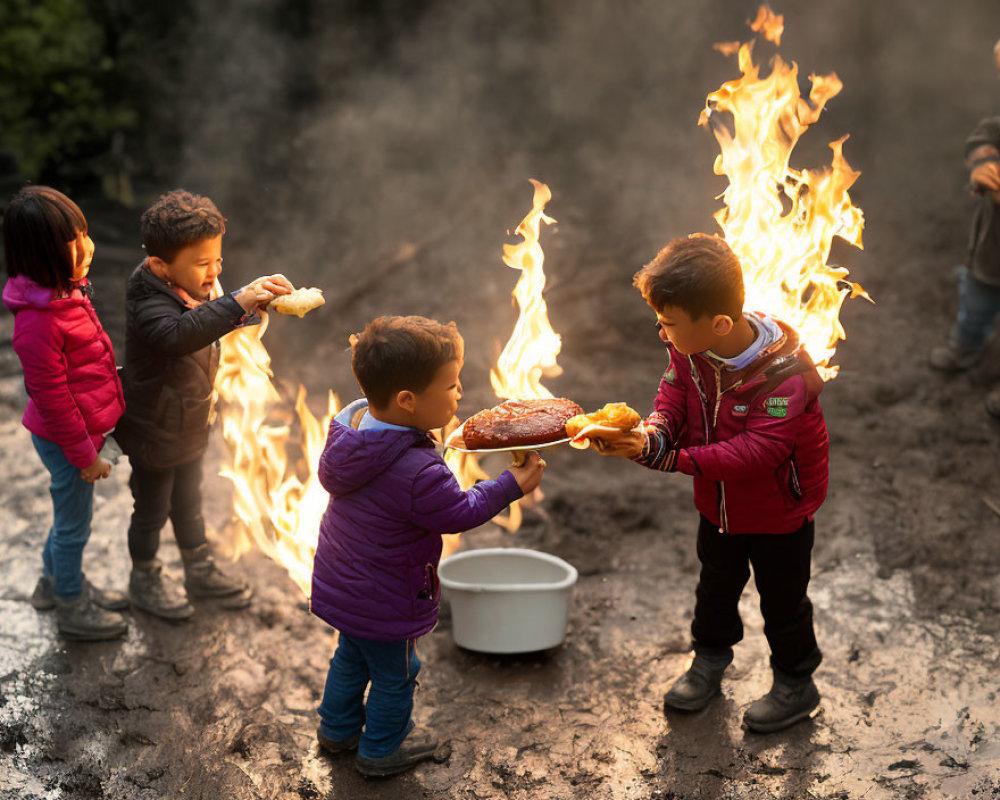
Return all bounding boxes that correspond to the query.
[461,398,584,449]
[270,287,325,318]
[565,402,642,446]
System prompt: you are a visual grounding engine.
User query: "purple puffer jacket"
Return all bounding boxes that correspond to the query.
[310,409,523,642]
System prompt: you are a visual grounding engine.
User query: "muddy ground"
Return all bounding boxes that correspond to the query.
[3,2,1000,799]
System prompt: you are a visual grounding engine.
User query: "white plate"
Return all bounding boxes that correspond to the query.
[444,419,571,454]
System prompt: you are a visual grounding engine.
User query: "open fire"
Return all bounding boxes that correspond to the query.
[214,314,339,596]
[702,5,868,380]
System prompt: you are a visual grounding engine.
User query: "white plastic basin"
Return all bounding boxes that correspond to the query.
[438,547,578,654]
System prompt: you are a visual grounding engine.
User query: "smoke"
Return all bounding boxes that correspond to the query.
[169,0,1000,403]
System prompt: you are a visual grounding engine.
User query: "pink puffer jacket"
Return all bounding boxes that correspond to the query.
[3,274,125,469]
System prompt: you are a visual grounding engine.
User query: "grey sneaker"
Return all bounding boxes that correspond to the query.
[317,727,361,755]
[743,672,820,733]
[31,574,129,612]
[129,562,194,621]
[54,585,128,641]
[929,343,982,372]
[355,729,443,778]
[663,652,732,712]
[181,544,250,599]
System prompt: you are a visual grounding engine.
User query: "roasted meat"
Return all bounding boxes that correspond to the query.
[462,398,584,449]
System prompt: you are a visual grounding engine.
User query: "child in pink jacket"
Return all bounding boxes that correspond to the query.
[2,186,129,641]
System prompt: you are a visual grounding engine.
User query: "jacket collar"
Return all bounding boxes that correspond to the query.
[691,318,801,391]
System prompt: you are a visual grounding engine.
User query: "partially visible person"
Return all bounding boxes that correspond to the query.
[311,315,545,777]
[929,39,1000,416]
[114,189,292,620]
[2,185,128,641]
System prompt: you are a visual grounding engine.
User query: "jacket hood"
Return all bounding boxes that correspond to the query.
[2,274,88,312]
[322,422,429,496]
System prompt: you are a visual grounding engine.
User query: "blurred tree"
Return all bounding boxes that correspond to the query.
[0,0,192,201]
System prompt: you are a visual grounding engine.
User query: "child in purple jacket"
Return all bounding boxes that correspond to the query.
[310,315,544,778]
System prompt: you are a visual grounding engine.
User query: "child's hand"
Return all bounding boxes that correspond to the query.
[235,274,294,313]
[255,273,294,297]
[510,451,546,495]
[590,429,645,459]
[80,456,112,482]
[971,161,1000,193]
[234,283,274,313]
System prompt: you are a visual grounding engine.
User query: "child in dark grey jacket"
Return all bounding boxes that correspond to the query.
[115,190,292,619]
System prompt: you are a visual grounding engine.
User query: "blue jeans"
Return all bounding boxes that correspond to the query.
[318,633,420,759]
[951,267,1000,351]
[31,434,94,599]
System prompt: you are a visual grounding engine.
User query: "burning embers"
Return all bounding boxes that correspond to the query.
[701,4,868,380]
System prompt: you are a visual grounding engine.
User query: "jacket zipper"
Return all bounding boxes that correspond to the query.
[708,361,743,534]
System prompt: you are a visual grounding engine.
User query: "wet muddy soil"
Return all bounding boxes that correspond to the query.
[4,3,1000,798]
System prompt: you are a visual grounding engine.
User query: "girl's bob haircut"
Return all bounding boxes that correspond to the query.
[3,185,88,295]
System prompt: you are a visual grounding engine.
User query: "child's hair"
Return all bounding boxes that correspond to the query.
[140,190,226,262]
[350,316,464,408]
[633,234,745,321]
[2,185,88,294]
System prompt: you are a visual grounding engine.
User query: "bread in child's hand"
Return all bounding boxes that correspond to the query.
[566,402,642,449]
[269,287,325,317]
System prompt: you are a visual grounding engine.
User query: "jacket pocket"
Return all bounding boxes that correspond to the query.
[776,452,803,506]
[181,393,213,431]
[155,385,183,432]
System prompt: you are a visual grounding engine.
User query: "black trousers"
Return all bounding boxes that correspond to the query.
[127,456,207,562]
[691,515,822,678]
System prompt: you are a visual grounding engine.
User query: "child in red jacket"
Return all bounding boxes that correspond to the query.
[591,235,828,733]
[2,186,129,641]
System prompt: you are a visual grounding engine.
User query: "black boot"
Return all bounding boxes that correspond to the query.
[743,670,820,733]
[181,543,251,604]
[129,561,194,620]
[54,585,128,641]
[663,650,732,712]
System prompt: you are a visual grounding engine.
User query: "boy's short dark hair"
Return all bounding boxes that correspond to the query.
[3,185,87,294]
[633,234,745,321]
[141,190,226,262]
[351,316,464,408]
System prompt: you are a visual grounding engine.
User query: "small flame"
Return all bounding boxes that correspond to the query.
[748,5,783,45]
[215,315,339,596]
[702,5,867,380]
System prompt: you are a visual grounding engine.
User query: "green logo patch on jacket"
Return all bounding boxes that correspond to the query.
[765,396,789,418]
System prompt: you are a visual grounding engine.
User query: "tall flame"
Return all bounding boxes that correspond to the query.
[700,5,867,379]
[440,180,562,535]
[215,315,339,596]
[490,179,561,400]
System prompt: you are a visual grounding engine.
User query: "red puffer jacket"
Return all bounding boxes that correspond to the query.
[3,274,125,469]
[636,316,828,534]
